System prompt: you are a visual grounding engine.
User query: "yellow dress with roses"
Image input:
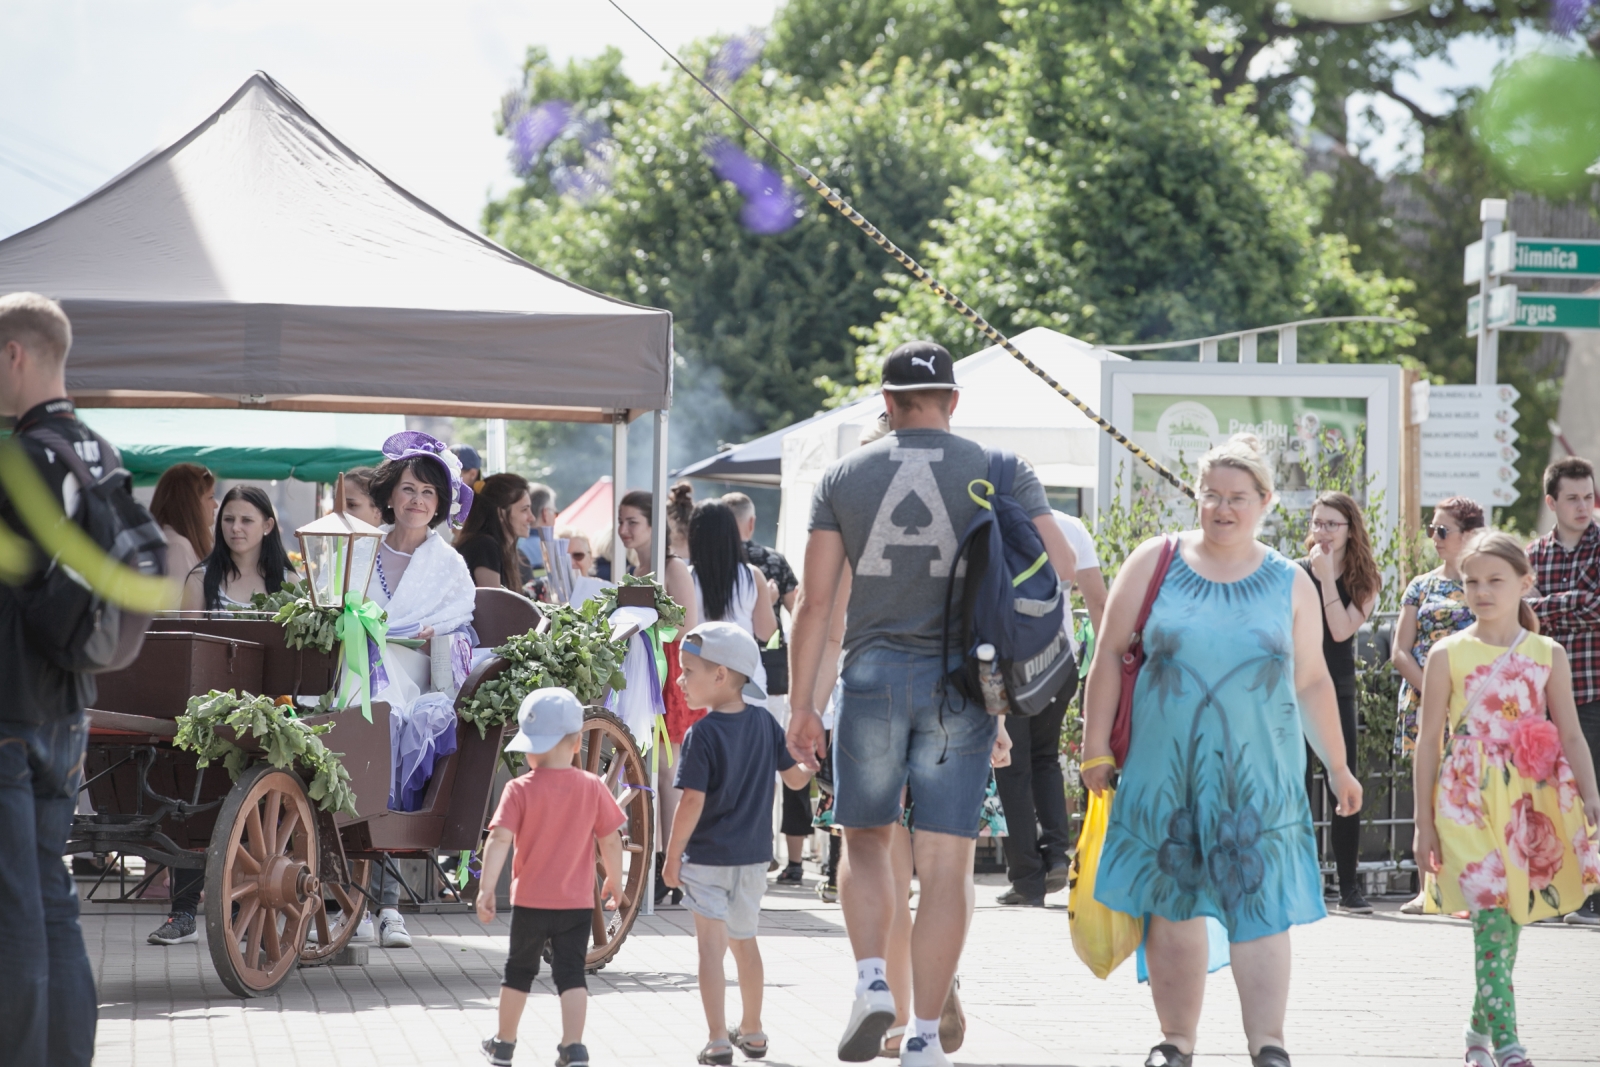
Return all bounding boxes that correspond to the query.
[1430,632,1600,923]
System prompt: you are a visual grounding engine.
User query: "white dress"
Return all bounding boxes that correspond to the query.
[689,564,767,694]
[358,528,477,810]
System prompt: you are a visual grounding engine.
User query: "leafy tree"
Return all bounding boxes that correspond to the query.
[484,45,977,435]
[846,0,1418,389]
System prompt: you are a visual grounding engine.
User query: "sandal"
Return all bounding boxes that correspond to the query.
[1145,1045,1193,1067]
[697,1039,734,1065]
[729,1029,768,1060]
[877,1025,906,1059]
[939,976,966,1053]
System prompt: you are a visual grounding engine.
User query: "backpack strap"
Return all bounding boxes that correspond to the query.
[986,448,1018,498]
[22,425,124,491]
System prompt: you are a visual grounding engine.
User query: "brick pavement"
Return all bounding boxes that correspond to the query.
[84,876,1600,1067]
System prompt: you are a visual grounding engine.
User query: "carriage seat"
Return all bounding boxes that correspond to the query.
[470,586,542,650]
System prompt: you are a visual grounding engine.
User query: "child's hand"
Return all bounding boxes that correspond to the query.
[1412,822,1442,874]
[662,854,682,889]
[476,892,496,924]
[601,874,623,911]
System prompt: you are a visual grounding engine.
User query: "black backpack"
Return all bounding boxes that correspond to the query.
[16,426,168,673]
[942,449,1076,717]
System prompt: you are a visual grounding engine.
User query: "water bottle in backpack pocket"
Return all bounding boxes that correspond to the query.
[942,449,1076,717]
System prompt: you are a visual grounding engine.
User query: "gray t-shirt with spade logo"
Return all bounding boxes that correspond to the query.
[809,428,1049,664]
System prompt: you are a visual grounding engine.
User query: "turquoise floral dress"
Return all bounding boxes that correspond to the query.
[1095,547,1325,943]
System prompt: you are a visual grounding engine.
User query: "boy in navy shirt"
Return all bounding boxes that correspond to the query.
[663,622,814,1066]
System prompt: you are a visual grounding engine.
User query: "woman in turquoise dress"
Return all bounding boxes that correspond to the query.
[1081,435,1362,1067]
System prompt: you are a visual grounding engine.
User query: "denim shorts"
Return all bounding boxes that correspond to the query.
[832,648,997,838]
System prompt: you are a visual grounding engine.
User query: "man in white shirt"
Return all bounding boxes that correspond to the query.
[993,509,1105,906]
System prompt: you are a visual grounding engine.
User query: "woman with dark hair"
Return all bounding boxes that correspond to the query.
[341,466,383,527]
[616,487,699,904]
[455,472,535,591]
[1391,494,1485,915]
[665,480,695,561]
[1296,491,1383,914]
[179,485,297,611]
[688,499,777,657]
[149,462,216,587]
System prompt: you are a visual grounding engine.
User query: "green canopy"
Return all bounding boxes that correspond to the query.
[77,409,406,487]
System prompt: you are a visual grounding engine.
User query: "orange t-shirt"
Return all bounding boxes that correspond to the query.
[489,767,627,910]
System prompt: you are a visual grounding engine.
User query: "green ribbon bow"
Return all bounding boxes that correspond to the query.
[336,590,388,722]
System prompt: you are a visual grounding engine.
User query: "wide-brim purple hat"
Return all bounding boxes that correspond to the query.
[380,430,474,527]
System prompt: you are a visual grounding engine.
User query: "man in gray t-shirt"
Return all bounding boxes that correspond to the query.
[787,341,1075,1067]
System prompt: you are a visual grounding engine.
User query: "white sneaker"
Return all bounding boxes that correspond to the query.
[352,914,376,942]
[899,1035,953,1067]
[378,909,412,948]
[837,981,896,1062]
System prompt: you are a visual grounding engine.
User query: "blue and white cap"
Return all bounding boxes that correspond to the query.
[681,621,767,703]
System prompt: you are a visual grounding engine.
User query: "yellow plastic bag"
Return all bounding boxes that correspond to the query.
[1067,787,1144,979]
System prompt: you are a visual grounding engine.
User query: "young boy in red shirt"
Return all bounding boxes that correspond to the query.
[662,622,815,1065]
[478,688,625,1067]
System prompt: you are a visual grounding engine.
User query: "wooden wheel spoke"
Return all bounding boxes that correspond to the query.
[245,803,267,863]
[233,848,261,876]
[263,790,283,855]
[585,731,602,773]
[245,908,266,967]
[313,906,332,946]
[230,881,259,903]
[262,907,283,964]
[277,807,303,857]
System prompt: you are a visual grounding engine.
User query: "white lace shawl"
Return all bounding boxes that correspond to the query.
[376,528,476,638]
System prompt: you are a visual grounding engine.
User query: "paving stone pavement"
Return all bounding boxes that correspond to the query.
[85,876,1600,1067]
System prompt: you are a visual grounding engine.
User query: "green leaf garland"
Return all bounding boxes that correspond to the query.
[234,579,346,655]
[595,573,686,631]
[174,689,358,817]
[458,597,630,738]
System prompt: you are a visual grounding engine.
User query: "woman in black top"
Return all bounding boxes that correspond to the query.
[454,472,535,592]
[1297,490,1382,913]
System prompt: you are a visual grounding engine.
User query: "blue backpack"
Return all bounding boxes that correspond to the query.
[941,449,1075,717]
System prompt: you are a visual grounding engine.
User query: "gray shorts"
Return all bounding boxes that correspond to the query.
[678,862,767,940]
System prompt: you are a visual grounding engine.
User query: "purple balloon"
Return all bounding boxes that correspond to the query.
[708,31,764,87]
[1552,0,1592,34]
[704,137,801,234]
[510,100,572,175]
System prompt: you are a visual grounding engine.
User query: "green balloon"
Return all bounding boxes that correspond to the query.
[1475,53,1600,198]
[1284,0,1426,23]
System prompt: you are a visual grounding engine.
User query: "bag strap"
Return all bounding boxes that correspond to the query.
[986,448,1017,498]
[1133,535,1179,638]
[21,425,124,492]
[1462,629,1528,716]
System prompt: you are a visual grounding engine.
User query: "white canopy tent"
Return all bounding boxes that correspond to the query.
[775,327,1128,571]
[0,71,675,574]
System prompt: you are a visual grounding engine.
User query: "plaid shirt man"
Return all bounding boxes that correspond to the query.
[1528,520,1600,705]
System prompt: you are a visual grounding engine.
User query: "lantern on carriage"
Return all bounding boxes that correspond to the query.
[295,472,383,609]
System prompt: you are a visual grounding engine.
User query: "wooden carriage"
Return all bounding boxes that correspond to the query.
[66,587,655,997]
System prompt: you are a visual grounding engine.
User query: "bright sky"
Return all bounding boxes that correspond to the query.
[0,2,1544,242]
[0,0,778,239]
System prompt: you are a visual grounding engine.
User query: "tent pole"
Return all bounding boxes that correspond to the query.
[652,409,668,579]
[612,413,629,578]
[485,419,507,475]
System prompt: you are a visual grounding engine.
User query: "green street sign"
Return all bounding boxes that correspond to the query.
[1500,291,1600,332]
[1490,232,1600,279]
[1466,294,1481,337]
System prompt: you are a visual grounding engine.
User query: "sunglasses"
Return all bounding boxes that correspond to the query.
[1427,524,1455,539]
[569,551,589,562]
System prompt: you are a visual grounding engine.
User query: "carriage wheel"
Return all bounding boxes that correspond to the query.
[298,858,372,967]
[576,708,653,972]
[205,764,320,998]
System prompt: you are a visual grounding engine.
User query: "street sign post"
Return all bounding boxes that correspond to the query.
[1464,212,1600,373]
[1420,384,1522,508]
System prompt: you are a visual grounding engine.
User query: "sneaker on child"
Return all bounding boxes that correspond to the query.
[480,1036,515,1066]
[378,908,412,948]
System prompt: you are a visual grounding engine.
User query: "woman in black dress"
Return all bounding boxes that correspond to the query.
[1298,490,1382,913]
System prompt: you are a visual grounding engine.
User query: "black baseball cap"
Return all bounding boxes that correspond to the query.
[880,341,959,392]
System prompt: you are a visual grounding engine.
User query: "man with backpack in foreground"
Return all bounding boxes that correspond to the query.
[0,292,107,1067]
[787,341,1075,1067]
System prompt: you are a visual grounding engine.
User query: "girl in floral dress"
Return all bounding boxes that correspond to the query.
[1414,532,1600,1067]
